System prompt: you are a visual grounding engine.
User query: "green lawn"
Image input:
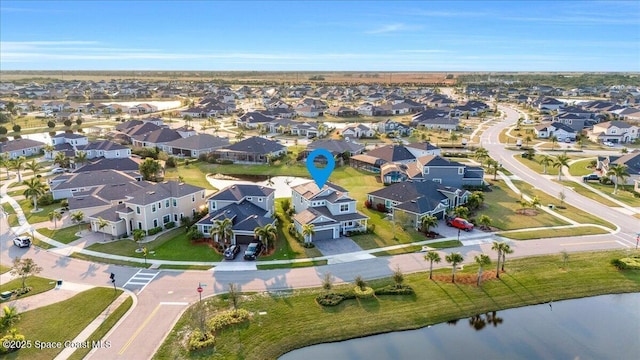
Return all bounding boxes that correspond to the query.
[500,226,610,240]
[257,260,328,270]
[583,182,640,207]
[157,264,214,270]
[0,276,57,301]
[154,250,640,360]
[568,158,597,176]
[514,154,560,175]
[37,226,80,244]
[164,163,217,190]
[67,296,133,360]
[1,288,123,360]
[2,202,19,227]
[474,182,569,230]
[262,199,322,260]
[558,181,618,207]
[0,264,10,274]
[17,198,64,224]
[70,253,150,268]
[517,182,617,229]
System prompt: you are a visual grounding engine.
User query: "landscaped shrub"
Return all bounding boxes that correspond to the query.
[375,203,386,212]
[353,286,375,299]
[12,124,21,132]
[164,221,176,229]
[0,126,7,135]
[37,193,56,206]
[187,227,204,240]
[364,200,372,209]
[63,119,72,127]
[187,329,215,352]
[13,286,32,297]
[147,226,163,236]
[217,159,234,165]
[207,309,250,333]
[316,293,345,306]
[165,157,177,168]
[611,255,640,270]
[302,242,315,248]
[374,285,415,296]
[0,332,26,354]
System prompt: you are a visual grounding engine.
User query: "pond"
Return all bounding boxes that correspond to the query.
[280,293,640,359]
[207,175,311,199]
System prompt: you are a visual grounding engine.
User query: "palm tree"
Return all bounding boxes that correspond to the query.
[539,154,553,174]
[71,211,84,232]
[524,136,532,147]
[501,243,514,272]
[25,159,41,177]
[49,210,62,228]
[43,144,55,159]
[606,164,629,194]
[449,132,458,147]
[133,228,146,250]
[419,214,438,235]
[54,152,69,169]
[477,215,492,230]
[453,206,469,219]
[214,218,233,246]
[11,156,26,182]
[0,305,20,332]
[529,195,541,208]
[23,177,46,211]
[254,223,277,250]
[486,159,501,181]
[302,224,315,243]
[235,129,245,141]
[549,135,558,150]
[553,153,570,181]
[475,254,491,286]
[445,252,464,283]
[74,151,88,169]
[424,250,441,280]
[492,241,504,278]
[0,153,10,180]
[97,217,109,241]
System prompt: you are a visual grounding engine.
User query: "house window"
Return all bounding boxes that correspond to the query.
[210,201,216,210]
[165,200,170,208]
[163,214,170,224]
[258,198,263,202]
[432,178,442,184]
[137,222,142,230]
[611,129,617,134]
[158,202,162,209]
[192,195,195,202]
[458,167,464,175]
[247,197,253,201]
[423,167,429,174]
[192,209,196,216]
[202,192,205,199]
[152,204,156,212]
[203,226,210,234]
[153,219,158,228]
[340,204,349,212]
[174,214,178,222]
[173,199,177,207]
[136,206,141,214]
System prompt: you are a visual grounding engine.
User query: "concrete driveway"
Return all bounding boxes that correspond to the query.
[313,237,363,256]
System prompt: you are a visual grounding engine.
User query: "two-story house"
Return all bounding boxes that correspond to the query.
[196,184,276,245]
[534,122,577,141]
[588,121,639,144]
[0,138,45,159]
[367,181,470,228]
[87,181,207,238]
[291,181,368,242]
[49,169,144,200]
[406,155,485,188]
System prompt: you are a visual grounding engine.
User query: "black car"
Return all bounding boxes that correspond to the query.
[244,242,263,260]
[223,245,240,260]
[582,174,600,182]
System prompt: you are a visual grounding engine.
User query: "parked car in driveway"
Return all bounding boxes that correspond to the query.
[51,167,65,174]
[582,174,600,182]
[446,217,474,232]
[244,242,263,260]
[13,236,31,248]
[224,245,240,260]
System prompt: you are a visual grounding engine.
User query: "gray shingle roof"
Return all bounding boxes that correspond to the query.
[132,128,182,144]
[208,184,275,202]
[165,134,229,151]
[306,139,364,155]
[366,145,415,162]
[51,169,139,190]
[224,136,285,154]
[75,158,141,173]
[0,138,45,152]
[126,181,204,205]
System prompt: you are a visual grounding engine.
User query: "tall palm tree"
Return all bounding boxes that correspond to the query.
[486,159,500,180]
[539,154,553,174]
[54,152,69,169]
[549,135,558,150]
[424,250,441,280]
[445,252,464,283]
[302,224,315,243]
[606,164,629,194]
[11,156,26,182]
[71,211,84,232]
[420,215,438,235]
[475,254,492,286]
[254,223,277,250]
[49,210,62,228]
[474,147,489,167]
[25,159,41,177]
[214,218,233,245]
[43,144,55,159]
[133,228,146,250]
[0,153,10,180]
[75,151,88,169]
[501,243,514,272]
[23,177,46,211]
[0,305,20,332]
[97,217,109,241]
[553,153,570,181]
[492,241,504,278]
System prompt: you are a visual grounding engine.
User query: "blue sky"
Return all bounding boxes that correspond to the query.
[1,1,639,71]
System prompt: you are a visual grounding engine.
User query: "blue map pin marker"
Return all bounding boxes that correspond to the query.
[306,148,335,189]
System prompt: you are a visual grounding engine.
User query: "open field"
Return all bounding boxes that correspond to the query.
[154,250,640,360]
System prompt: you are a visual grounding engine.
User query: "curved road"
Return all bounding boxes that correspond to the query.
[0,105,636,360]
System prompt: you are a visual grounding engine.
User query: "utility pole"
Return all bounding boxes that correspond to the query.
[110,273,116,293]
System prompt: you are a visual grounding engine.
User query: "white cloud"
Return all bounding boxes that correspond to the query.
[365,23,422,34]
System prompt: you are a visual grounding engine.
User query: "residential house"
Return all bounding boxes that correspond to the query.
[164,134,229,158]
[88,181,206,238]
[376,119,412,136]
[406,155,485,188]
[213,136,286,163]
[587,121,639,144]
[533,97,565,111]
[327,106,359,117]
[304,139,365,160]
[292,181,368,241]
[131,128,184,150]
[598,150,640,186]
[196,184,276,244]
[0,138,45,159]
[49,169,143,200]
[534,122,577,141]
[236,111,275,129]
[367,181,470,228]
[295,106,321,118]
[341,124,375,139]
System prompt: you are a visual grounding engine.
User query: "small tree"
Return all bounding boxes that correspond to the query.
[10,257,42,290]
[424,250,441,280]
[445,252,464,283]
[139,157,161,181]
[420,214,438,235]
[0,305,21,332]
[133,229,146,250]
[393,266,404,289]
[228,283,239,311]
[453,206,469,219]
[354,275,367,291]
[322,272,333,291]
[49,210,62,229]
[501,243,513,271]
[12,124,21,133]
[71,211,84,232]
[475,254,492,286]
[477,215,492,230]
[561,249,569,269]
[97,217,109,241]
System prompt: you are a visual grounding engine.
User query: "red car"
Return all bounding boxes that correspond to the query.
[446,217,474,232]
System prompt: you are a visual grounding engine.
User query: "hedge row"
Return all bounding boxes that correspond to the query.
[316,285,414,306]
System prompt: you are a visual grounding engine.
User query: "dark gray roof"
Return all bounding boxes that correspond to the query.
[52,133,87,139]
[90,204,128,222]
[417,155,464,167]
[224,136,285,154]
[0,138,45,152]
[132,128,182,144]
[51,169,139,190]
[165,134,229,151]
[208,184,275,202]
[612,151,640,175]
[306,139,364,155]
[95,181,151,201]
[549,122,577,133]
[239,111,274,123]
[75,158,141,173]
[406,142,439,151]
[78,140,128,151]
[368,181,449,204]
[68,195,110,210]
[122,122,161,136]
[393,195,442,214]
[366,145,415,162]
[115,120,143,131]
[126,181,204,205]
[196,200,273,231]
[313,206,367,222]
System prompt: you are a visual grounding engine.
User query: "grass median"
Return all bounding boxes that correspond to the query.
[155,250,640,360]
[499,225,610,240]
[0,276,57,300]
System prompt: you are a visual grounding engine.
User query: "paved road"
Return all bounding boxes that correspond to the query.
[0,104,637,359]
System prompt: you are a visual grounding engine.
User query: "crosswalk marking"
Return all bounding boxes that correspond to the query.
[123,269,158,294]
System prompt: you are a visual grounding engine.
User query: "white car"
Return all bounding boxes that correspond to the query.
[51,168,65,174]
[13,236,31,248]
[603,142,615,147]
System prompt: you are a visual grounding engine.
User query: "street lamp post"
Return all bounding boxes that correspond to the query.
[110,273,116,293]
[636,233,639,250]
